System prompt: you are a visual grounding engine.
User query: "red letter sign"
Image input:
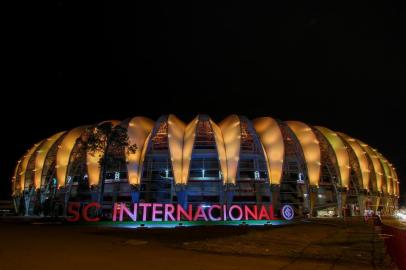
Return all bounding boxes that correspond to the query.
[66,202,80,222]
[82,202,101,222]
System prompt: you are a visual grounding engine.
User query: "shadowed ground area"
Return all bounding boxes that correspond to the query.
[0,217,394,270]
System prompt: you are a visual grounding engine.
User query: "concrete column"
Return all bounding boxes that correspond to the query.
[357,190,367,216]
[24,193,30,216]
[373,194,380,213]
[309,185,318,217]
[382,195,389,215]
[380,196,385,215]
[254,182,262,204]
[394,196,399,211]
[62,188,70,217]
[90,187,101,217]
[219,184,225,204]
[35,189,41,215]
[12,196,19,215]
[90,188,99,202]
[337,193,342,217]
[131,185,141,204]
[224,184,234,207]
[175,184,188,209]
[40,190,46,205]
[337,188,347,218]
[270,184,280,217]
[387,196,393,215]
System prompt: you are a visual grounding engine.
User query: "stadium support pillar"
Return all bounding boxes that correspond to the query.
[90,188,99,202]
[40,190,47,205]
[61,188,69,217]
[12,196,19,214]
[372,194,380,212]
[394,195,399,211]
[388,196,393,215]
[270,184,280,216]
[224,184,234,208]
[381,195,388,215]
[131,185,140,203]
[386,196,393,215]
[358,191,367,216]
[175,184,188,209]
[35,189,41,215]
[24,192,30,216]
[309,185,318,217]
[89,187,100,215]
[337,187,347,218]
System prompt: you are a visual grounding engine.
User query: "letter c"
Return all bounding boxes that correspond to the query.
[82,202,101,222]
[208,205,222,221]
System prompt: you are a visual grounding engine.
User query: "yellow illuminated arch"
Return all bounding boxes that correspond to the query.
[168,114,186,185]
[253,117,284,185]
[56,126,88,187]
[11,115,400,206]
[125,117,155,185]
[386,161,397,196]
[19,141,43,191]
[167,115,200,185]
[182,117,199,184]
[12,159,22,195]
[209,119,228,184]
[337,133,370,190]
[390,166,399,196]
[358,141,384,193]
[286,121,320,186]
[315,127,350,188]
[86,121,120,187]
[219,115,241,185]
[376,152,393,195]
[34,132,65,189]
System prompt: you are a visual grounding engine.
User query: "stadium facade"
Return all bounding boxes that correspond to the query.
[11,115,399,219]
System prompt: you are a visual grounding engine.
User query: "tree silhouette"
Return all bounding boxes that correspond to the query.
[82,122,137,204]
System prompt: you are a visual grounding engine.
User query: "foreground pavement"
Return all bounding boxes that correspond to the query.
[0,217,394,270]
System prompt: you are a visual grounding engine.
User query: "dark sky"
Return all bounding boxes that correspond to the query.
[3,1,405,204]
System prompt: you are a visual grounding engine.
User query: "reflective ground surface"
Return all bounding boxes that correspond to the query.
[0,217,395,270]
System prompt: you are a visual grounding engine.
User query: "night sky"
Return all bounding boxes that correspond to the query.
[2,1,405,204]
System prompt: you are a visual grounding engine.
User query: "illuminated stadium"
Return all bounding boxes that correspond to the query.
[11,115,400,219]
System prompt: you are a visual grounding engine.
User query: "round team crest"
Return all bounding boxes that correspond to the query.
[281,205,294,220]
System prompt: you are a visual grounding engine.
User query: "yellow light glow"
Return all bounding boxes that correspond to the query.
[56,126,88,187]
[338,132,370,190]
[390,166,398,196]
[181,116,199,184]
[125,117,155,186]
[34,132,65,189]
[209,119,228,184]
[287,121,320,186]
[219,115,241,185]
[168,114,186,185]
[358,140,384,193]
[376,152,393,195]
[253,117,284,185]
[316,127,350,188]
[18,142,43,191]
[12,159,22,195]
[86,121,120,186]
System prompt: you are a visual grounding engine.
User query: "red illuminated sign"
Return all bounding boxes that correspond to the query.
[67,202,294,223]
[112,203,276,222]
[67,202,101,222]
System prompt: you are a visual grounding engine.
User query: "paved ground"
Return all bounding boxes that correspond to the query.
[382,216,406,230]
[0,217,395,270]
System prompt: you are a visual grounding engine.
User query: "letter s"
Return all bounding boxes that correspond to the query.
[66,202,80,222]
